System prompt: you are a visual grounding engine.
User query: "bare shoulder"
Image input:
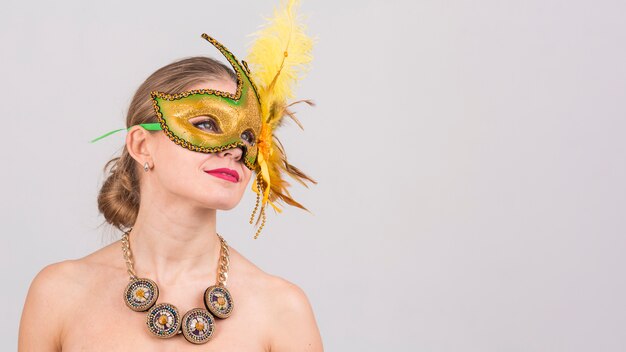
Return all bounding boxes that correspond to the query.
[229,247,324,351]
[19,259,84,351]
[18,242,121,351]
[265,275,323,351]
[29,241,121,287]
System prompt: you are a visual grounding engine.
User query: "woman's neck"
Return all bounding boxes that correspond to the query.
[126,195,222,286]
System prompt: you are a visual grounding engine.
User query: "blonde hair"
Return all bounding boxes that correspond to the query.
[97,57,237,231]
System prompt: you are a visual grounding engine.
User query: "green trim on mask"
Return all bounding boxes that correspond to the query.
[89,123,162,143]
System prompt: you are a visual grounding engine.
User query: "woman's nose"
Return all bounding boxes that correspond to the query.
[218,146,243,161]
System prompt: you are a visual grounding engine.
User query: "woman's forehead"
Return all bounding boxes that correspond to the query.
[186,79,237,95]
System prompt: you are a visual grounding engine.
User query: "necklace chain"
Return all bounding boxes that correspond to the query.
[121,230,230,286]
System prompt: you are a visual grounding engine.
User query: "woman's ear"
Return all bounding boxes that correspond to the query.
[126,126,153,167]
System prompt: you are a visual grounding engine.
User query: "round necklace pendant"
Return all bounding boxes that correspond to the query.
[181,308,216,344]
[124,278,159,312]
[204,285,234,319]
[146,303,181,338]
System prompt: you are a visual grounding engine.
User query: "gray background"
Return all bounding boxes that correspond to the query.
[2,0,625,351]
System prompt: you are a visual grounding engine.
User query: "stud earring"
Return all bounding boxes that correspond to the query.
[143,162,150,172]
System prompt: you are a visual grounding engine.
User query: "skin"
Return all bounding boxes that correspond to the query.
[18,79,323,351]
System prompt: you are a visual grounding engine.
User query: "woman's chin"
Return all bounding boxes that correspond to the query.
[194,197,241,211]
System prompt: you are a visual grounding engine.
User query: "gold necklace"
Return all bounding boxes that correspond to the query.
[120,229,234,344]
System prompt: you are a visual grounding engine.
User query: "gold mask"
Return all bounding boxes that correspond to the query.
[150,34,262,170]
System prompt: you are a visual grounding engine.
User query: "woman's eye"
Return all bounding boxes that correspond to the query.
[241,130,255,146]
[192,118,220,132]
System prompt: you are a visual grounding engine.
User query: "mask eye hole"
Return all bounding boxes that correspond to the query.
[189,116,222,133]
[241,129,255,146]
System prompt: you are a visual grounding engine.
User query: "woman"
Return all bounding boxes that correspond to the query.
[18,3,323,350]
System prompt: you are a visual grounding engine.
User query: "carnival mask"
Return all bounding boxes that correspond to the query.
[150,34,262,171]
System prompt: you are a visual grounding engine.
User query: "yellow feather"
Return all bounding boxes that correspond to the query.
[245,0,317,237]
[246,0,314,114]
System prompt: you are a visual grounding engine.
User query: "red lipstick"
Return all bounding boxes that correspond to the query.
[204,168,240,183]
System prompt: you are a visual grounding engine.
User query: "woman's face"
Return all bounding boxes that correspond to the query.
[145,78,253,210]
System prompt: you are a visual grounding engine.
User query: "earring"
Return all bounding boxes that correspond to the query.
[143,162,150,172]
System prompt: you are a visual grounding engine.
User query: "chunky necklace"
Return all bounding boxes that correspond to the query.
[120,229,234,344]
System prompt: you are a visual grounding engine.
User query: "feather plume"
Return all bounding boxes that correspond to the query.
[247,0,313,111]
[245,0,317,237]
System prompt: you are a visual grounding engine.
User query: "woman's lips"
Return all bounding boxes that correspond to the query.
[204,168,240,183]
